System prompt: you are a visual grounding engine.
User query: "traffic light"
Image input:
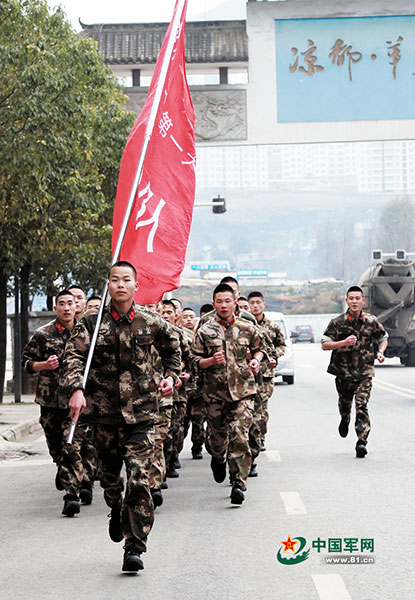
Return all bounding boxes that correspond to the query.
[212,195,226,214]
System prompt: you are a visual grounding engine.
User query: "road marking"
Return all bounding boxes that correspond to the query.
[280,491,307,515]
[312,574,352,600]
[264,450,281,462]
[373,379,414,399]
[299,363,314,369]
[0,458,51,468]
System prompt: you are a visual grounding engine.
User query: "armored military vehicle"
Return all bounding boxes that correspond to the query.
[358,250,415,366]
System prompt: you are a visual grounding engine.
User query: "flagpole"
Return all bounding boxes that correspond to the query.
[67,0,188,443]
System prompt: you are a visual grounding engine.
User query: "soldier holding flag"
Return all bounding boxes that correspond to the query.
[61,261,181,572]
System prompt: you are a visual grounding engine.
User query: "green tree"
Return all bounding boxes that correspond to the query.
[0,0,135,398]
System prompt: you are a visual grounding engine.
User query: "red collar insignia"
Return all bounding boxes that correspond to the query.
[218,317,235,328]
[56,322,64,333]
[111,308,121,322]
[111,305,136,323]
[347,312,365,322]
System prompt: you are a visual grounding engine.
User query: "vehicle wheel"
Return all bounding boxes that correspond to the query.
[405,347,415,367]
[310,339,314,343]
[283,375,294,385]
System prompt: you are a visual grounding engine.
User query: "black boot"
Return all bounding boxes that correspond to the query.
[108,506,123,542]
[80,481,93,505]
[356,441,367,458]
[210,456,227,483]
[151,489,163,508]
[166,459,179,478]
[62,494,80,517]
[192,447,203,460]
[122,539,144,572]
[338,419,349,438]
[248,463,258,477]
[230,484,245,505]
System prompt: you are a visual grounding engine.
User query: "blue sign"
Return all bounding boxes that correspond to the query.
[191,262,230,271]
[237,269,269,277]
[275,16,415,123]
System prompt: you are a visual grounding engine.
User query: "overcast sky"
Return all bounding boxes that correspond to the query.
[47,0,247,31]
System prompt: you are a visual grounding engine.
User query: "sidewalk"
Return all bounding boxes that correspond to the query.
[0,394,40,442]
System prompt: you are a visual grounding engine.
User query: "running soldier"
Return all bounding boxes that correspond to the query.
[248,291,286,466]
[321,285,388,458]
[161,299,191,478]
[22,290,89,516]
[182,307,206,459]
[191,283,266,505]
[62,262,181,572]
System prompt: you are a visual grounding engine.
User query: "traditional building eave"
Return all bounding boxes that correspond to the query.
[80,19,248,65]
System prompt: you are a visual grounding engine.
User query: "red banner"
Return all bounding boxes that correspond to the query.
[112,0,195,303]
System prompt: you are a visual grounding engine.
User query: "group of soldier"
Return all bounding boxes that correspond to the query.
[22,264,286,573]
[22,264,388,574]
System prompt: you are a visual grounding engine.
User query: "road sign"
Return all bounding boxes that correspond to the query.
[237,269,269,277]
[191,262,230,271]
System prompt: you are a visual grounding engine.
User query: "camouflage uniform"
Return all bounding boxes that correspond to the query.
[191,315,266,491]
[61,303,181,552]
[197,307,256,330]
[183,328,206,454]
[164,326,191,471]
[255,316,286,440]
[197,307,258,456]
[322,311,388,444]
[22,318,71,464]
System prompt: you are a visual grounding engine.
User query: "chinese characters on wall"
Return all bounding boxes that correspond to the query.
[289,36,404,81]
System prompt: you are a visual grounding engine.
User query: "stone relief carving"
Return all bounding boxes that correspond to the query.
[192,90,247,142]
[125,88,247,142]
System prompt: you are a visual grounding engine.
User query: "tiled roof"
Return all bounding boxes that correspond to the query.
[80,20,248,64]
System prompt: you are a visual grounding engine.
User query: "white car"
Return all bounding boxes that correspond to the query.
[266,311,295,385]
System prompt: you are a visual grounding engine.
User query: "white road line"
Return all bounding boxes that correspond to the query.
[280,491,307,515]
[0,459,51,468]
[374,377,414,395]
[373,381,414,399]
[264,450,281,462]
[312,574,352,600]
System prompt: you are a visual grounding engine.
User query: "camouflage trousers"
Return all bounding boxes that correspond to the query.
[164,392,187,467]
[39,407,97,497]
[205,395,254,491]
[258,378,274,438]
[95,421,155,553]
[183,391,206,450]
[60,420,98,497]
[149,404,172,490]
[248,395,263,462]
[39,406,68,465]
[335,377,372,443]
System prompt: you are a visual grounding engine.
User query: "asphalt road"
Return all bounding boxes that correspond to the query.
[0,344,414,600]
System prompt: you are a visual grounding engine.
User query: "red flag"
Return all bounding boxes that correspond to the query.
[112,0,195,304]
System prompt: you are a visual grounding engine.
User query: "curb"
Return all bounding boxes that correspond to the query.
[1,419,41,443]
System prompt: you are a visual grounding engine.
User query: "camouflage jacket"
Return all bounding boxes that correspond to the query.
[181,327,198,393]
[22,317,72,408]
[255,315,286,378]
[322,311,388,380]
[61,303,181,424]
[197,307,256,330]
[190,315,266,402]
[169,324,192,406]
